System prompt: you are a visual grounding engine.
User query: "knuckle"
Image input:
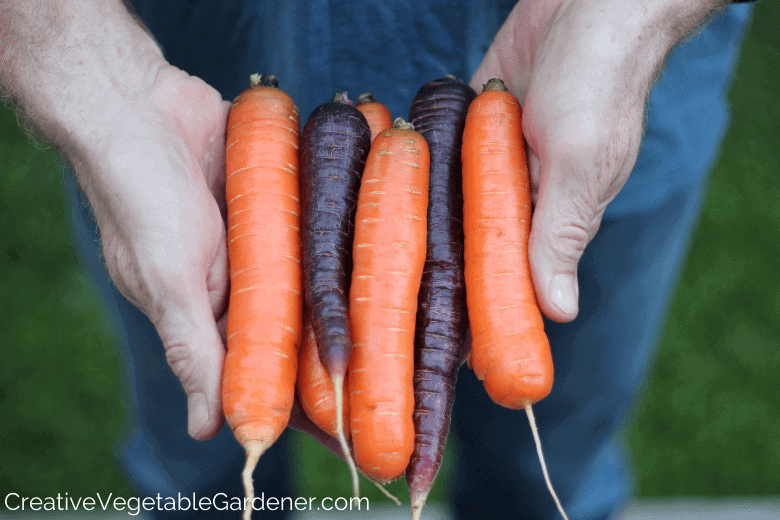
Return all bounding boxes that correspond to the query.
[105,242,186,316]
[542,212,591,268]
[549,116,610,171]
[538,108,640,188]
[100,234,149,310]
[165,341,198,390]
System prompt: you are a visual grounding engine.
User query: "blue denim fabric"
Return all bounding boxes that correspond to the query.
[129,1,516,120]
[606,5,754,218]
[65,2,753,518]
[453,188,715,519]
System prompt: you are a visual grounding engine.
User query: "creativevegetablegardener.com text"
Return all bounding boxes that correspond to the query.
[3,492,369,516]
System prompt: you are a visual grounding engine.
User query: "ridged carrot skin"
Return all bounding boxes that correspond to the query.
[222,75,302,520]
[301,92,371,498]
[349,120,430,484]
[301,92,371,380]
[406,76,476,518]
[356,92,393,142]
[461,79,554,409]
[297,316,350,440]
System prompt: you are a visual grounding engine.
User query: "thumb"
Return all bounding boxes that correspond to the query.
[152,284,226,440]
[527,148,604,324]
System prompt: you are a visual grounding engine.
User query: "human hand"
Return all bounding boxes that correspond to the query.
[1,0,234,440]
[471,0,724,322]
[84,65,232,440]
[0,1,369,450]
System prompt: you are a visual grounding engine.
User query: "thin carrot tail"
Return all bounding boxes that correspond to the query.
[241,440,270,520]
[410,489,430,520]
[365,475,402,505]
[332,374,360,499]
[524,404,569,520]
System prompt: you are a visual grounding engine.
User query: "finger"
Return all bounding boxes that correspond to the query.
[522,88,641,324]
[215,309,228,344]
[528,207,591,324]
[152,282,227,441]
[470,41,503,94]
[468,0,554,103]
[206,229,229,321]
[527,146,542,207]
[526,142,603,323]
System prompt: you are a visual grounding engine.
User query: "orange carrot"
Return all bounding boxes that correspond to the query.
[356,92,393,142]
[296,316,403,506]
[222,74,302,520]
[297,316,350,441]
[348,118,429,484]
[462,78,568,520]
[462,77,553,407]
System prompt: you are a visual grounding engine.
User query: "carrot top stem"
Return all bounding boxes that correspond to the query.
[524,404,569,520]
[482,78,508,92]
[249,73,278,88]
[356,92,376,105]
[392,117,414,131]
[331,91,354,105]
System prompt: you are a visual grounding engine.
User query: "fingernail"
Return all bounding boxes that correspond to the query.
[549,274,578,316]
[187,393,209,439]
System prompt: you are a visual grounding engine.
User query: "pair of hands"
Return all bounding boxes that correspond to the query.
[60,0,690,443]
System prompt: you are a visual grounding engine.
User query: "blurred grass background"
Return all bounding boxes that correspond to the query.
[1,1,778,511]
[626,1,780,495]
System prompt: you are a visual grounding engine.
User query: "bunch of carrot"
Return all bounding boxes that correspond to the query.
[222,74,568,520]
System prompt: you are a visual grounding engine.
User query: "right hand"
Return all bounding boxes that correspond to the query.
[471,0,718,323]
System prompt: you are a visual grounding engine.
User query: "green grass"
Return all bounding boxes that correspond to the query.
[627,1,780,496]
[1,1,779,509]
[0,114,130,498]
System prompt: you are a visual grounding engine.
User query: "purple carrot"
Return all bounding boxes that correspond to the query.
[300,91,371,497]
[406,75,477,519]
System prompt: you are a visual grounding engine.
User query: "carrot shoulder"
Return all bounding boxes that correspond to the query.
[349,119,429,483]
[461,78,553,409]
[223,74,302,520]
[356,92,393,142]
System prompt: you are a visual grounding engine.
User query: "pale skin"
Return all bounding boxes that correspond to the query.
[0,0,728,441]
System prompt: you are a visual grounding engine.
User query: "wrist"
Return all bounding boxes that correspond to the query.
[0,0,166,158]
[552,0,728,95]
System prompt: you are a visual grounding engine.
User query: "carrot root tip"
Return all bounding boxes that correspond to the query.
[241,440,270,520]
[525,404,569,520]
[411,492,429,520]
[366,476,402,506]
[332,375,360,499]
